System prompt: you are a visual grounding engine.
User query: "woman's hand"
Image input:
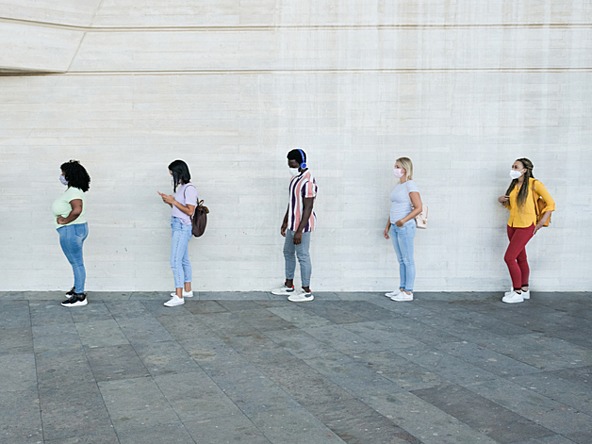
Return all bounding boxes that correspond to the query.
[498,195,509,204]
[56,216,67,225]
[157,191,175,205]
[395,219,404,227]
[383,227,390,239]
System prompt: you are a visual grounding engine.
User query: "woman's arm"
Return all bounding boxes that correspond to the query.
[158,192,195,215]
[395,192,422,227]
[57,199,83,225]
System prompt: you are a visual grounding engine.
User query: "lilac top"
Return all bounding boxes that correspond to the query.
[172,183,198,225]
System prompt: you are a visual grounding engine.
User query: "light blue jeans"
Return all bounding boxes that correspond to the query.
[57,223,88,294]
[170,217,192,288]
[283,230,312,287]
[390,222,416,292]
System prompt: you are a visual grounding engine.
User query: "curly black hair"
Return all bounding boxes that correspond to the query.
[61,160,91,192]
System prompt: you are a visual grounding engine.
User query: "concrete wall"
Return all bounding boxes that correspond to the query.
[1,1,591,292]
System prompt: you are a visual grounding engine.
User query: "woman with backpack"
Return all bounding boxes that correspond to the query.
[498,158,555,304]
[52,160,91,307]
[158,159,198,307]
[383,157,423,302]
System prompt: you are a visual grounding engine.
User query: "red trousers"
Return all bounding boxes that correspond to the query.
[504,224,535,290]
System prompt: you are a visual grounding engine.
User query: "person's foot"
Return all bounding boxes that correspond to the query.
[164,295,185,307]
[385,290,402,298]
[288,291,314,302]
[170,290,193,298]
[61,293,88,307]
[390,291,413,302]
[271,285,295,296]
[65,286,75,297]
[502,291,524,304]
[505,288,530,300]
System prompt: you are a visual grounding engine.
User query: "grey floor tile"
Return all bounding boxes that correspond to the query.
[32,323,81,352]
[304,324,389,355]
[249,407,346,444]
[364,391,499,444]
[0,389,43,444]
[309,398,421,443]
[106,300,153,319]
[75,319,129,348]
[98,377,179,432]
[357,349,446,390]
[183,414,271,444]
[134,340,201,376]
[267,305,333,328]
[0,301,32,328]
[116,422,195,444]
[116,316,174,344]
[0,327,33,351]
[412,384,555,443]
[0,352,37,392]
[44,428,119,444]
[437,340,542,377]
[467,378,592,435]
[154,371,243,422]
[70,302,114,322]
[29,300,73,326]
[86,344,150,382]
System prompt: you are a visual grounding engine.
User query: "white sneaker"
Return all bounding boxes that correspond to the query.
[164,296,185,307]
[504,289,530,300]
[170,290,193,298]
[502,291,524,304]
[271,285,295,296]
[288,291,314,303]
[385,290,402,298]
[391,292,413,302]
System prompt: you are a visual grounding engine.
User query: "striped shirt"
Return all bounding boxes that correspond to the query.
[287,170,318,232]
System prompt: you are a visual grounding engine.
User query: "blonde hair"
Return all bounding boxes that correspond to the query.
[396,157,414,180]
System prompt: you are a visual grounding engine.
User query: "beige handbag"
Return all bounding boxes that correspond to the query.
[415,205,428,229]
[406,181,427,229]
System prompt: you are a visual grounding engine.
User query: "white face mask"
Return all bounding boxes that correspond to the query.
[289,167,300,176]
[59,175,68,186]
[393,168,404,178]
[509,170,523,180]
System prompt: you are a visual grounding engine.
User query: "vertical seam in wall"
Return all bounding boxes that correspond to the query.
[66,0,105,72]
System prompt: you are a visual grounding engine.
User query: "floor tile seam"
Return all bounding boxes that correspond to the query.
[27,300,46,444]
[463,384,592,437]
[410,382,558,442]
[430,339,547,376]
[78,338,126,444]
[439,381,563,434]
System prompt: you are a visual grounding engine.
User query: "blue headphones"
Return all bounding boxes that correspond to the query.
[297,149,307,169]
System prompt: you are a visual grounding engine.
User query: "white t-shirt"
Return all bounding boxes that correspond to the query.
[172,183,198,225]
[390,180,419,224]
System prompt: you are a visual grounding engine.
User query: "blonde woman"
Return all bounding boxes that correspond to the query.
[383,157,423,302]
[498,158,555,303]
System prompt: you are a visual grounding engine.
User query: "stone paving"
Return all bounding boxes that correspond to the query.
[1,291,591,444]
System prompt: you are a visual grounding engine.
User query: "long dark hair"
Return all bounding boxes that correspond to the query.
[61,160,90,192]
[168,159,191,192]
[505,158,534,207]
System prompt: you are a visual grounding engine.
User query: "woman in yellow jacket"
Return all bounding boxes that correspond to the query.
[498,158,555,303]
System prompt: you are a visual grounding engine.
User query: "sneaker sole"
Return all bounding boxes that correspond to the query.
[61,300,88,307]
[288,295,314,302]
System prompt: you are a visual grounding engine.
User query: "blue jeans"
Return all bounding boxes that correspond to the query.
[57,223,88,294]
[170,217,192,288]
[390,222,416,291]
[283,230,312,287]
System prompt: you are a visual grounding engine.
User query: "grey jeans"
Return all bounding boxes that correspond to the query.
[283,230,312,287]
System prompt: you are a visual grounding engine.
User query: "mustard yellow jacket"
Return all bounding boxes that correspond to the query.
[506,178,555,228]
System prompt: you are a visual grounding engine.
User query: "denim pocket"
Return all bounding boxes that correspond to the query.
[74,223,88,239]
